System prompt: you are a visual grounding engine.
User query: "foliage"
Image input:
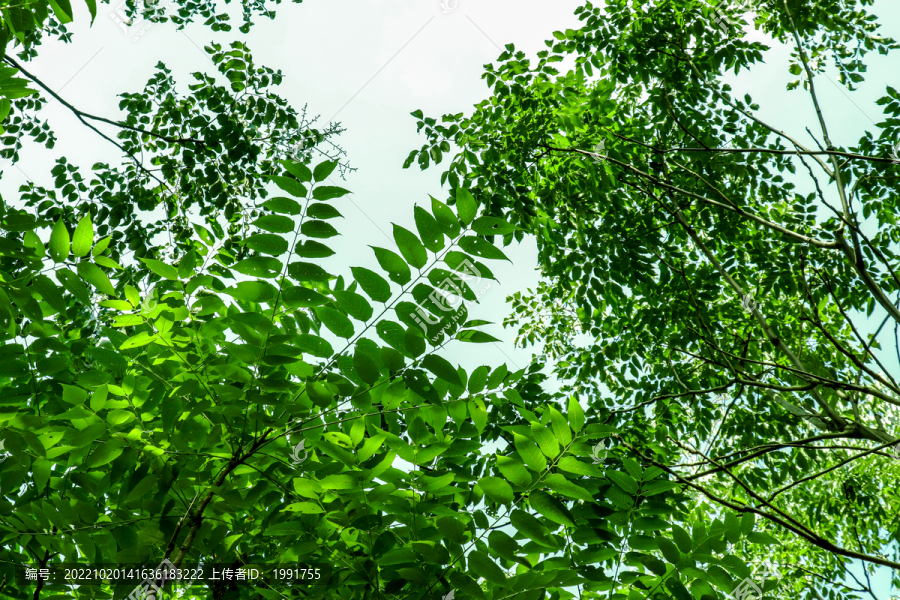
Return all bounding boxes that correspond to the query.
[407,0,900,597]
[1,33,752,600]
[1,0,893,600]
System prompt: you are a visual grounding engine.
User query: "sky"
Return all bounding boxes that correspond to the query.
[4,0,900,596]
[4,0,591,375]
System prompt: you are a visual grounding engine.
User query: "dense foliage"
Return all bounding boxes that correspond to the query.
[2,0,899,599]
[407,0,900,597]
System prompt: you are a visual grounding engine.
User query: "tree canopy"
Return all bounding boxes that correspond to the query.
[407,0,900,597]
[2,0,900,599]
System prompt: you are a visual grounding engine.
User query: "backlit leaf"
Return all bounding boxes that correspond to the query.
[72,214,93,257]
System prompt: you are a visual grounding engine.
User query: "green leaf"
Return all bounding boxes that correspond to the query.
[94,255,123,270]
[301,220,339,239]
[265,522,307,535]
[532,421,560,458]
[622,457,643,481]
[472,216,517,236]
[253,214,295,233]
[56,268,91,304]
[32,458,51,491]
[449,572,486,600]
[529,490,575,527]
[657,537,682,564]
[421,354,462,387]
[468,397,487,433]
[747,532,780,545]
[49,0,74,23]
[23,230,45,258]
[295,240,335,258]
[313,160,338,182]
[191,223,213,246]
[557,456,604,478]
[741,513,755,536]
[414,205,444,252]
[487,363,507,388]
[77,263,117,297]
[403,368,439,403]
[312,186,350,201]
[0,290,15,336]
[294,334,333,358]
[314,307,355,338]
[233,256,283,278]
[125,474,157,505]
[332,291,373,322]
[141,258,179,280]
[282,285,328,308]
[244,233,289,256]
[467,550,507,584]
[607,470,639,495]
[468,365,488,394]
[228,281,278,303]
[667,580,694,600]
[455,188,478,225]
[437,516,467,544]
[288,262,332,282]
[108,409,135,426]
[49,219,69,263]
[514,433,547,472]
[431,196,461,238]
[393,224,427,270]
[72,214,93,257]
[543,474,593,501]
[721,555,752,579]
[672,525,693,554]
[509,509,556,548]
[634,516,669,531]
[568,397,585,432]
[89,385,108,411]
[269,175,308,198]
[86,440,124,468]
[92,235,111,256]
[479,476,514,504]
[371,246,411,285]
[33,275,66,313]
[445,251,495,281]
[120,331,158,350]
[548,406,572,446]
[496,456,532,488]
[307,203,343,219]
[264,196,303,215]
[320,473,356,489]
[280,160,312,182]
[353,348,381,384]
[458,236,509,262]
[61,384,87,404]
[351,267,392,303]
[456,330,501,344]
